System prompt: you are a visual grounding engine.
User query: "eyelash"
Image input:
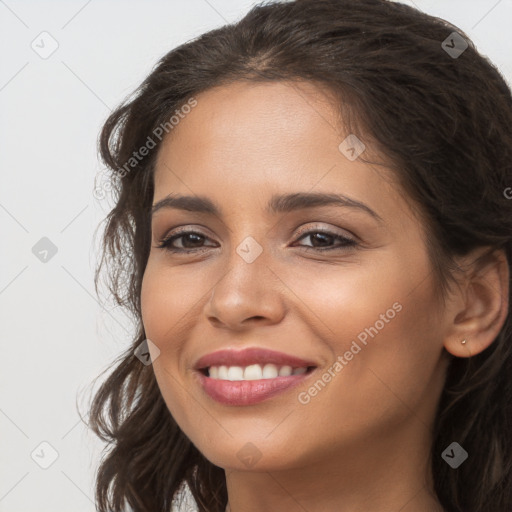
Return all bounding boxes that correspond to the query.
[155,227,358,254]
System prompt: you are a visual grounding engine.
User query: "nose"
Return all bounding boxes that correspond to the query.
[203,247,286,331]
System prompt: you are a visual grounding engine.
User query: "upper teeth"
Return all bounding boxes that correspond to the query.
[208,364,308,380]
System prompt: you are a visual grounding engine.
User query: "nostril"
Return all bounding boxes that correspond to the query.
[244,315,266,323]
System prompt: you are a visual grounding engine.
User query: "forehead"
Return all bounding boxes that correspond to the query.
[156,80,342,166]
[152,80,417,231]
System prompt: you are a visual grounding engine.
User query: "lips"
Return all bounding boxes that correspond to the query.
[193,347,318,406]
[194,347,317,371]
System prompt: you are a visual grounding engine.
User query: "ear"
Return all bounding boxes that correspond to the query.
[443,247,510,358]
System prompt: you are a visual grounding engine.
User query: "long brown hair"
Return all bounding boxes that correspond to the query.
[88,1,512,510]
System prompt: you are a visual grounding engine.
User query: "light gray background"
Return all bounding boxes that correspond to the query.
[1,1,511,511]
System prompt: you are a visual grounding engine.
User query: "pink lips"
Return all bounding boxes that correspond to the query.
[194,347,317,406]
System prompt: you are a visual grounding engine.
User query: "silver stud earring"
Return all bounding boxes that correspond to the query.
[461,339,467,344]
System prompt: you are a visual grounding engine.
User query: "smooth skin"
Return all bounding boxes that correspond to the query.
[140,80,509,512]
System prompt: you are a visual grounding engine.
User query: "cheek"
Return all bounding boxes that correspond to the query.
[297,267,442,439]
[288,251,442,423]
[140,260,206,345]
[279,254,402,352]
[140,261,212,432]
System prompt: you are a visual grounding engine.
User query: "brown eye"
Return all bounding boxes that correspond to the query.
[156,230,217,253]
[294,229,358,252]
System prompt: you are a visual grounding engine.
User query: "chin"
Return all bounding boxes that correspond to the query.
[191,432,309,473]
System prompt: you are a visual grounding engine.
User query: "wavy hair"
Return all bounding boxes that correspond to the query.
[88,1,512,511]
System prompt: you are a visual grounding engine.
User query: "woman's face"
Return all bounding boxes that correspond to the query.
[141,80,451,472]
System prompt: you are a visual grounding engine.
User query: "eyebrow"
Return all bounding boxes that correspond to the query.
[151,192,383,223]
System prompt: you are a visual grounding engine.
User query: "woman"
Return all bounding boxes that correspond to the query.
[89,0,512,511]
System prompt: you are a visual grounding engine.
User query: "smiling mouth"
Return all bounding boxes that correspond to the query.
[196,364,318,406]
[199,364,317,381]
